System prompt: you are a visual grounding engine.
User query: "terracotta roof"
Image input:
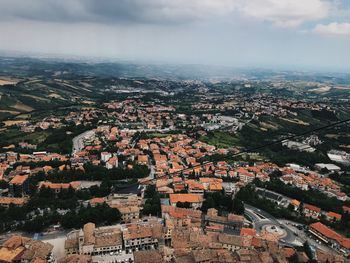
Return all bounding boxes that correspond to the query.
[169,194,203,204]
[290,199,300,207]
[326,211,342,221]
[343,205,350,213]
[161,205,202,219]
[282,247,296,258]
[9,175,28,185]
[309,222,342,242]
[40,181,81,190]
[0,247,24,263]
[0,197,27,206]
[134,250,162,263]
[240,228,257,237]
[90,197,105,205]
[303,203,321,213]
[58,254,92,263]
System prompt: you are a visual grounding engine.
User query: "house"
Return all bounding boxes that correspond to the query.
[290,199,301,211]
[117,206,140,223]
[326,211,342,221]
[100,152,112,162]
[343,206,350,214]
[106,156,118,169]
[0,197,27,207]
[0,235,53,263]
[204,208,244,235]
[185,180,204,194]
[315,163,341,173]
[303,203,321,219]
[9,175,29,197]
[39,181,81,193]
[240,228,257,237]
[122,222,162,252]
[236,168,255,183]
[169,194,204,209]
[137,155,149,165]
[309,222,350,256]
[89,197,105,207]
[65,223,123,256]
[218,233,244,251]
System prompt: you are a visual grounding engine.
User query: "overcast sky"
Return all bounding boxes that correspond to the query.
[0,0,349,70]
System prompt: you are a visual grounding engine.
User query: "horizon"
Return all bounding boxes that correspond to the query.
[0,0,350,72]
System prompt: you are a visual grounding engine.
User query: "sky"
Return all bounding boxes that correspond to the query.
[0,0,349,71]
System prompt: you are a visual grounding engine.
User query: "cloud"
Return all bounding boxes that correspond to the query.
[314,22,350,36]
[237,0,330,28]
[0,0,237,24]
[0,0,337,29]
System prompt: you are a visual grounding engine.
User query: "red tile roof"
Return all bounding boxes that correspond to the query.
[10,175,28,185]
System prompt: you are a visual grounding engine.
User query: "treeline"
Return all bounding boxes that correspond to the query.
[236,184,306,223]
[37,124,94,154]
[201,191,244,215]
[255,178,350,213]
[44,163,150,183]
[237,183,350,237]
[142,185,161,217]
[0,201,121,233]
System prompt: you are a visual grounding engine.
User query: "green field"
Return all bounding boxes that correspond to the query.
[200,131,240,148]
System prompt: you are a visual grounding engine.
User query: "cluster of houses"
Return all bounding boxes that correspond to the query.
[192,92,333,119]
[0,235,54,263]
[280,165,348,202]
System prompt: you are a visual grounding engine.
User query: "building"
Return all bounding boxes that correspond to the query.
[315,163,341,173]
[137,155,149,165]
[106,156,118,169]
[309,222,350,256]
[218,233,244,251]
[39,181,81,193]
[118,206,140,223]
[65,223,123,256]
[9,175,29,197]
[0,235,53,263]
[100,152,112,162]
[122,221,162,252]
[204,208,244,235]
[303,203,321,219]
[169,194,203,209]
[326,211,342,222]
[0,197,27,208]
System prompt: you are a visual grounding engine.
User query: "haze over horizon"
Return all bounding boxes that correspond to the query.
[0,0,350,71]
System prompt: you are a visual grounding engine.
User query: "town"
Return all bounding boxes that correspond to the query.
[0,78,350,263]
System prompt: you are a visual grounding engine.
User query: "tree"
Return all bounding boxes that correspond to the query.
[176,202,191,209]
[232,198,245,215]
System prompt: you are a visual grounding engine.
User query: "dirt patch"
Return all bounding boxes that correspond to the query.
[13,102,33,112]
[3,119,27,126]
[280,117,309,126]
[260,122,279,130]
[48,93,64,99]
[22,94,50,102]
[0,79,18,86]
[0,109,20,115]
[334,86,350,90]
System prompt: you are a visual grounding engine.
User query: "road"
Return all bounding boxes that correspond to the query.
[244,204,301,247]
[244,204,343,256]
[279,219,340,256]
[72,130,95,155]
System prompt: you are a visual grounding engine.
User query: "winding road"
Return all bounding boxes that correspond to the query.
[244,204,302,247]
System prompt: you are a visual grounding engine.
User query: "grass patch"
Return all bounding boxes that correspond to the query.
[200,131,240,148]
